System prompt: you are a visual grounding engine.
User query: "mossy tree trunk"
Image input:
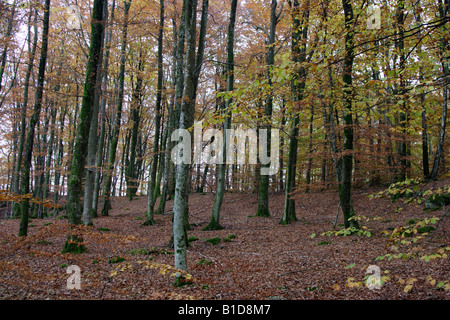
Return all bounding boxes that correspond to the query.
[92,0,116,218]
[19,0,50,237]
[339,0,359,230]
[63,0,106,252]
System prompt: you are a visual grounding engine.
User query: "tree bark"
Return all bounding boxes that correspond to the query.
[173,0,197,275]
[82,11,106,225]
[430,0,449,180]
[101,0,131,217]
[19,0,51,237]
[145,0,165,225]
[126,50,144,201]
[256,0,279,218]
[339,0,358,229]
[204,0,237,231]
[13,7,38,218]
[62,0,106,251]
[280,0,308,225]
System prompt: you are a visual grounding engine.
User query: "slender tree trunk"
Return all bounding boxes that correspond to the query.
[0,0,16,92]
[280,0,308,225]
[204,0,237,231]
[339,0,358,229]
[13,7,38,218]
[126,50,144,201]
[169,0,188,202]
[53,106,66,211]
[93,0,116,218]
[156,17,179,215]
[173,0,197,276]
[145,0,165,225]
[256,0,279,218]
[33,112,47,218]
[101,0,131,217]
[396,0,408,181]
[63,0,106,252]
[430,0,449,180]
[305,104,314,192]
[19,0,51,237]
[279,111,285,191]
[42,105,57,217]
[82,13,106,225]
[412,1,430,179]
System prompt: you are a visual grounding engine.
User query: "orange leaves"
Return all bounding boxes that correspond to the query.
[0,190,59,209]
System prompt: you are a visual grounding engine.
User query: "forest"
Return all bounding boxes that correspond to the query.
[0,0,449,301]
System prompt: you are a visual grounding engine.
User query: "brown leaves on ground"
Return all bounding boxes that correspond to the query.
[0,179,449,300]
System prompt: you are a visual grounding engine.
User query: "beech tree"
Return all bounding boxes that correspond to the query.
[204,0,238,231]
[63,0,106,251]
[19,0,51,237]
[256,0,282,218]
[280,0,309,225]
[339,0,358,229]
[13,5,38,218]
[145,0,165,225]
[101,0,131,217]
[173,0,197,275]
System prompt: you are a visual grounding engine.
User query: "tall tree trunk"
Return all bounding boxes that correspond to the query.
[156,16,179,215]
[396,0,408,181]
[13,7,38,218]
[19,0,51,237]
[126,50,144,201]
[53,106,66,211]
[82,5,106,225]
[169,0,188,202]
[33,112,47,218]
[204,0,237,231]
[412,1,430,179]
[93,0,116,218]
[42,105,57,217]
[145,0,165,225]
[101,0,131,217]
[0,0,16,92]
[280,0,308,225]
[256,0,279,218]
[339,0,358,229]
[279,111,285,191]
[173,0,197,276]
[305,104,314,192]
[430,0,449,180]
[63,0,106,252]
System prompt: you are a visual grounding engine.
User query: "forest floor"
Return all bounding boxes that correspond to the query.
[1,178,449,300]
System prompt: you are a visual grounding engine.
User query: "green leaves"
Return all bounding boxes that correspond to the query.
[320,226,372,238]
